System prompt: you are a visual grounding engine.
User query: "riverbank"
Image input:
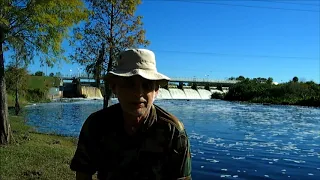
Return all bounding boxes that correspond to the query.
[215,79,320,108]
[0,108,97,179]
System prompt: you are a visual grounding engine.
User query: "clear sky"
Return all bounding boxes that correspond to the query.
[9,0,320,83]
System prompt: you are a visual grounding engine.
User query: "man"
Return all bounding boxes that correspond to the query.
[70,49,192,180]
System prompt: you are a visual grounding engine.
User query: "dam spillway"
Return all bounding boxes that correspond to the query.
[62,83,225,100]
[61,77,231,100]
[81,86,103,99]
[156,88,224,100]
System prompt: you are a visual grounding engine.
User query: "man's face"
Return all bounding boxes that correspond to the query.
[112,76,159,118]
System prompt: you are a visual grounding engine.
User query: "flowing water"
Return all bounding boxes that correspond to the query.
[183,89,202,99]
[77,87,213,100]
[156,88,172,99]
[168,89,187,99]
[25,99,320,180]
[198,89,213,99]
[80,86,103,99]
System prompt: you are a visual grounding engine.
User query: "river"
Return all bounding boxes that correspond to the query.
[25,99,320,179]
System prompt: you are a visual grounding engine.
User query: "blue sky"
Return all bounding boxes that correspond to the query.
[7,0,320,83]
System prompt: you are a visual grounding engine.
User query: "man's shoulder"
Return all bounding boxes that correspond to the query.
[154,104,185,132]
[91,103,121,117]
[85,103,121,126]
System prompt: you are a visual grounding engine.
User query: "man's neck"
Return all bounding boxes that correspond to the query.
[123,113,146,125]
[122,110,150,135]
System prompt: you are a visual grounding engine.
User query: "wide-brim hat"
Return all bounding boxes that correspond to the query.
[105,49,170,85]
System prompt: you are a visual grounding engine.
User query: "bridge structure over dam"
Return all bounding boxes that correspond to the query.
[59,75,239,100]
[61,76,239,87]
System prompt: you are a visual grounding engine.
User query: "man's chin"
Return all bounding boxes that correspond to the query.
[127,108,146,117]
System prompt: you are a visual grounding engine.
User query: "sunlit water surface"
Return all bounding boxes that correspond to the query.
[25,99,320,180]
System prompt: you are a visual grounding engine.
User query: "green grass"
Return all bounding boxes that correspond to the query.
[6,94,28,108]
[0,76,98,179]
[27,76,60,90]
[6,75,59,105]
[1,90,99,179]
[6,75,59,107]
[0,114,82,180]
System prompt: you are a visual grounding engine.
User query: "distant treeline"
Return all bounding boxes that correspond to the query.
[213,77,320,107]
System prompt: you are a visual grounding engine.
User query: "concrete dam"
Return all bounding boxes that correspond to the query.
[60,77,231,100]
[157,87,224,99]
[74,86,224,100]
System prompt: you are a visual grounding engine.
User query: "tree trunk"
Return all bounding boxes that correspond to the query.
[15,86,20,115]
[95,43,104,89]
[0,41,11,145]
[103,85,112,109]
[103,4,114,109]
[14,60,20,115]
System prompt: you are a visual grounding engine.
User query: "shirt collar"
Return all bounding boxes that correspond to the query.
[118,104,157,134]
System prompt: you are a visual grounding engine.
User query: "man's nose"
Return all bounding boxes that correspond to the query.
[132,82,144,95]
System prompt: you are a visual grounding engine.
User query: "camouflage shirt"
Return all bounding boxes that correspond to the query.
[70,103,192,180]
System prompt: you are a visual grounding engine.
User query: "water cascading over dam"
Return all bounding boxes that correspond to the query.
[168,88,187,99]
[77,86,221,100]
[156,88,214,100]
[183,88,201,99]
[81,86,103,99]
[197,89,213,99]
[156,88,173,99]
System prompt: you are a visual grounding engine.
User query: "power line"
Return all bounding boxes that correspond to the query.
[159,0,320,7]
[143,0,320,12]
[247,0,320,7]
[152,50,319,60]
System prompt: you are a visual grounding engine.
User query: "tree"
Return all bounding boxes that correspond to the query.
[55,72,62,77]
[0,25,10,145]
[49,72,54,77]
[34,71,44,76]
[236,76,245,81]
[0,0,88,145]
[71,0,150,108]
[5,61,29,115]
[266,77,273,85]
[254,77,267,83]
[5,65,28,95]
[293,76,299,83]
[84,43,105,88]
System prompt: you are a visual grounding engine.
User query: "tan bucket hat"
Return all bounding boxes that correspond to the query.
[105,49,170,84]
